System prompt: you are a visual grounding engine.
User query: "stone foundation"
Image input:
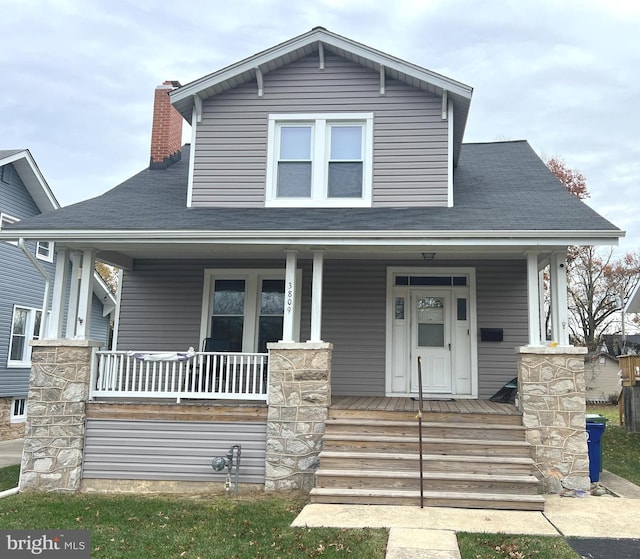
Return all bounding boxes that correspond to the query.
[20,339,101,493]
[0,397,26,441]
[265,342,332,492]
[516,345,590,493]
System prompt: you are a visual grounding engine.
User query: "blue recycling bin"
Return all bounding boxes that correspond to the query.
[586,422,605,482]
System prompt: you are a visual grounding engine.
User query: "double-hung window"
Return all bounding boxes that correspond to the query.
[10,398,26,423]
[8,306,42,367]
[36,241,54,262]
[266,113,373,207]
[203,269,300,354]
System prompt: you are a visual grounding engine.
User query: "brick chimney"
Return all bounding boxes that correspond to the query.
[149,80,183,170]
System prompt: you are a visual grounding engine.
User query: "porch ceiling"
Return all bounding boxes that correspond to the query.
[52,238,571,269]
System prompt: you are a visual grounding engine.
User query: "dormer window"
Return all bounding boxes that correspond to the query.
[266,113,373,207]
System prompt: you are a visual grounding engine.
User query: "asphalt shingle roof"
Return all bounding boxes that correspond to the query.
[0,149,24,160]
[7,141,619,234]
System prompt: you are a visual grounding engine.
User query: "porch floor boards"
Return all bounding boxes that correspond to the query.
[330,395,519,415]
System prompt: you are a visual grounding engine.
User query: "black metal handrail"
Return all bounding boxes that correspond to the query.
[417,356,424,508]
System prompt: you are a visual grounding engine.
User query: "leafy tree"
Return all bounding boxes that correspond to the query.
[95,262,119,294]
[545,156,589,200]
[545,156,640,350]
[566,247,640,351]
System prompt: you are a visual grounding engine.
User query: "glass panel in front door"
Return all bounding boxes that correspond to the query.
[417,297,445,347]
[413,293,451,394]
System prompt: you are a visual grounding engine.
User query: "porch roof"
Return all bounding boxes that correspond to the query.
[0,141,622,262]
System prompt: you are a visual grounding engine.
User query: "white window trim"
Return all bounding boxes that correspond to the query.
[0,212,19,246]
[10,398,26,423]
[266,112,374,208]
[199,268,302,352]
[7,305,42,368]
[36,240,54,262]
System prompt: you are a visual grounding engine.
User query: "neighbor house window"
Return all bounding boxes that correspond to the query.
[0,213,19,246]
[10,398,26,423]
[266,113,373,207]
[202,269,299,353]
[7,306,42,367]
[1,165,13,184]
[36,241,54,262]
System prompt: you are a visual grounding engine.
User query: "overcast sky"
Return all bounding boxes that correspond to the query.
[2,0,638,253]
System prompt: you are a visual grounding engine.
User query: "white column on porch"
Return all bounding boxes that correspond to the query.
[65,251,81,338]
[47,246,69,338]
[75,249,95,339]
[309,249,325,342]
[282,250,298,342]
[550,250,570,345]
[526,251,542,346]
[538,268,547,342]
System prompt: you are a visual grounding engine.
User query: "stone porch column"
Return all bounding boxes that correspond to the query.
[265,342,332,492]
[516,345,590,493]
[20,339,101,493]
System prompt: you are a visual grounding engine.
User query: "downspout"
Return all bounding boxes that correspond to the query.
[18,238,50,338]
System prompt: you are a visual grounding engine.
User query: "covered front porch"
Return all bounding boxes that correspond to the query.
[44,235,575,404]
[19,235,594,506]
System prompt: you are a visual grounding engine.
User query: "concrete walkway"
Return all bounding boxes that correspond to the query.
[292,474,640,558]
[0,438,23,467]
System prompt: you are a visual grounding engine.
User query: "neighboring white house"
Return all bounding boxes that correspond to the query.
[584,351,620,403]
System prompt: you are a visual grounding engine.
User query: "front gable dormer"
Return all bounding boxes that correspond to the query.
[170,28,472,209]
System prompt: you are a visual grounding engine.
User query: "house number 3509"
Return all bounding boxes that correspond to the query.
[286,282,293,314]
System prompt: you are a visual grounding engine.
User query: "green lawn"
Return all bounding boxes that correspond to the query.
[457,533,580,559]
[588,403,640,485]
[1,404,637,558]
[0,492,387,558]
[0,465,19,492]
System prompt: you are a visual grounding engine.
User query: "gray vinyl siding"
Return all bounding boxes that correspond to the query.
[116,258,527,399]
[323,260,387,396]
[0,163,54,398]
[89,294,110,349]
[82,419,266,483]
[191,53,448,208]
[475,261,528,398]
[116,259,312,351]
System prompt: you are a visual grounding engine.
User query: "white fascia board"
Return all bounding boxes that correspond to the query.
[0,228,623,247]
[171,28,472,107]
[0,150,59,212]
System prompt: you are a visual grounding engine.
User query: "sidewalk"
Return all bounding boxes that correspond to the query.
[292,474,640,558]
[0,439,23,467]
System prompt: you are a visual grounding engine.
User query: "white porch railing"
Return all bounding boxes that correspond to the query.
[91,350,269,402]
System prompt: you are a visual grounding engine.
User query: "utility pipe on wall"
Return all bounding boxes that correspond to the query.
[18,238,51,338]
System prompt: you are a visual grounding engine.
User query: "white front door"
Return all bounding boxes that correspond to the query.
[411,291,452,394]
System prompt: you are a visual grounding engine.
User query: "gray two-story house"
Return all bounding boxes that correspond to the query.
[2,29,623,509]
[0,149,116,440]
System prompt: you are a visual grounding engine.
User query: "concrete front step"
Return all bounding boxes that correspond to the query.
[325,418,526,440]
[315,468,541,494]
[309,487,546,511]
[322,434,532,457]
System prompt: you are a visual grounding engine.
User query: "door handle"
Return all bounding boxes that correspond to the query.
[448,343,451,351]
